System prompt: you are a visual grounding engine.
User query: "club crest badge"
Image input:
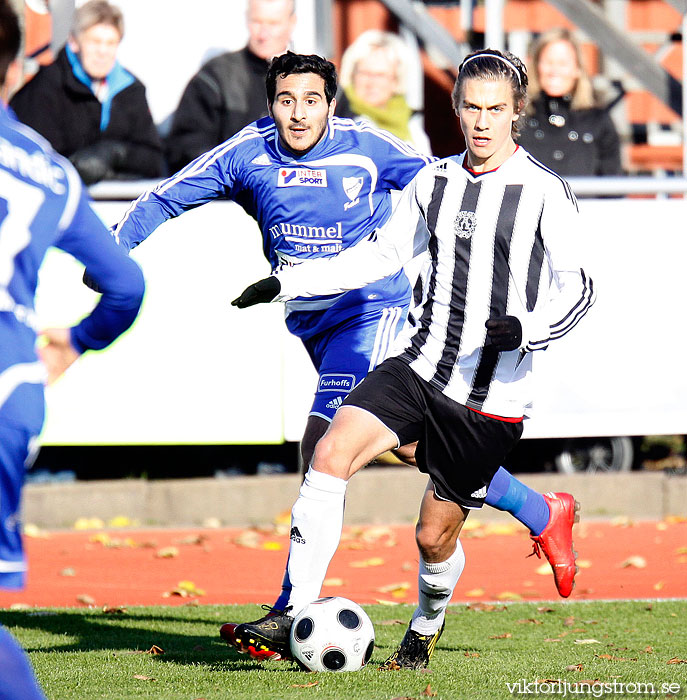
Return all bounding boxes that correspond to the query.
[342,176,363,210]
[454,211,477,239]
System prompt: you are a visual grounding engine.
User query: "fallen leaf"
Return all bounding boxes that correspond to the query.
[262,541,282,551]
[422,684,437,697]
[322,578,344,587]
[496,591,522,601]
[102,606,127,614]
[10,603,31,611]
[565,664,584,671]
[233,531,260,548]
[108,516,134,528]
[644,646,654,654]
[59,567,76,577]
[620,555,647,568]
[516,618,542,625]
[574,639,601,645]
[653,581,665,591]
[489,633,512,639]
[483,523,521,536]
[148,645,164,655]
[23,523,49,538]
[676,546,687,554]
[375,599,400,606]
[467,602,506,612]
[76,594,95,606]
[563,616,575,627]
[464,651,480,657]
[611,516,633,527]
[291,682,319,688]
[667,657,687,664]
[465,588,486,597]
[202,517,222,529]
[174,534,207,546]
[537,606,555,613]
[535,563,552,575]
[577,560,592,569]
[155,546,179,559]
[376,582,411,598]
[133,675,155,681]
[544,638,563,642]
[89,533,111,545]
[73,517,104,530]
[350,557,384,568]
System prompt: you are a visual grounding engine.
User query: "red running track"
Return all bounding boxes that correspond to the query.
[0,519,685,609]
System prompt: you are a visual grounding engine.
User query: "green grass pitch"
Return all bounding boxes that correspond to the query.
[1,600,685,699]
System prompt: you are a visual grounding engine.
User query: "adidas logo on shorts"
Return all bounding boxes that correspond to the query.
[325,396,343,410]
[290,526,306,544]
[470,486,488,499]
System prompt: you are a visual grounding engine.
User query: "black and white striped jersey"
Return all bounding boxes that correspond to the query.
[275,146,595,417]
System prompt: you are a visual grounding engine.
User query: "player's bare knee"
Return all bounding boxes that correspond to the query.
[415,524,455,562]
[312,434,354,479]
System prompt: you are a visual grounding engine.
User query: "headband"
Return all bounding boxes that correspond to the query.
[460,53,522,85]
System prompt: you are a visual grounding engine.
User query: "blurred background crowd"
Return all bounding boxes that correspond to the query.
[7,0,685,182]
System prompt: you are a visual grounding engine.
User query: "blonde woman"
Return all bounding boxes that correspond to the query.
[339,29,431,154]
[518,28,621,175]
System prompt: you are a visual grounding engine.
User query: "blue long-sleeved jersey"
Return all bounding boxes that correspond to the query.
[113,116,432,340]
[0,104,144,434]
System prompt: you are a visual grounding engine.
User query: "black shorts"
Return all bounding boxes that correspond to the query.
[343,356,524,509]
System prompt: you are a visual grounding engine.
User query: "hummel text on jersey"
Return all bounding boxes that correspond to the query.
[290,526,306,544]
[269,221,343,254]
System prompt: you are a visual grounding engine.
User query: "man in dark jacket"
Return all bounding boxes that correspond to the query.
[10,0,164,184]
[165,0,296,173]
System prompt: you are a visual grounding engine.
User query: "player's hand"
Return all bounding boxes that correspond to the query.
[231,276,281,308]
[485,315,522,351]
[38,328,81,385]
[82,269,102,292]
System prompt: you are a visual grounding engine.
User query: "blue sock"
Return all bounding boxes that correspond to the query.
[484,467,550,536]
[272,558,292,612]
[0,625,47,700]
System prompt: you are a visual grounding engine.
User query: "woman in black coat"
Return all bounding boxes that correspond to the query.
[517,28,621,177]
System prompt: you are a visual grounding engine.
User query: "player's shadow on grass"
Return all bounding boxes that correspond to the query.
[0,609,299,671]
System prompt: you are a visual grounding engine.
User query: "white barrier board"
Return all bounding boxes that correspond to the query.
[36,198,687,445]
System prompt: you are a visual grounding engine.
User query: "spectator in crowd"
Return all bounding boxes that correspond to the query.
[338,29,432,155]
[165,0,296,172]
[10,0,164,185]
[0,2,145,696]
[517,28,621,176]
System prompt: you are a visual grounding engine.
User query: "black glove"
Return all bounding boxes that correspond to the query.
[70,140,128,185]
[485,315,522,351]
[231,276,281,308]
[82,269,103,293]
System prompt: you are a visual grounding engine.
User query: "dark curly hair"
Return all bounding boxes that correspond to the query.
[266,51,338,106]
[452,49,529,136]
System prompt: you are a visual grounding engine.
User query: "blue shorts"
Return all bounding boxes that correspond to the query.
[302,304,407,422]
[0,421,38,590]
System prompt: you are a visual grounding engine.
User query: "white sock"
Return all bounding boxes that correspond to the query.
[286,467,347,616]
[410,539,466,635]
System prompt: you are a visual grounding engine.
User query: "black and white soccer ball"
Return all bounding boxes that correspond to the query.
[289,596,375,672]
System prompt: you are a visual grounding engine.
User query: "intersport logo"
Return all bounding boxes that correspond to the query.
[277,168,327,187]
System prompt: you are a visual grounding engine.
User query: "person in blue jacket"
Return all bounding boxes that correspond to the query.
[0,3,145,696]
[105,52,579,654]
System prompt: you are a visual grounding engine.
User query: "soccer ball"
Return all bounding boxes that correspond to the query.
[289,596,375,672]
